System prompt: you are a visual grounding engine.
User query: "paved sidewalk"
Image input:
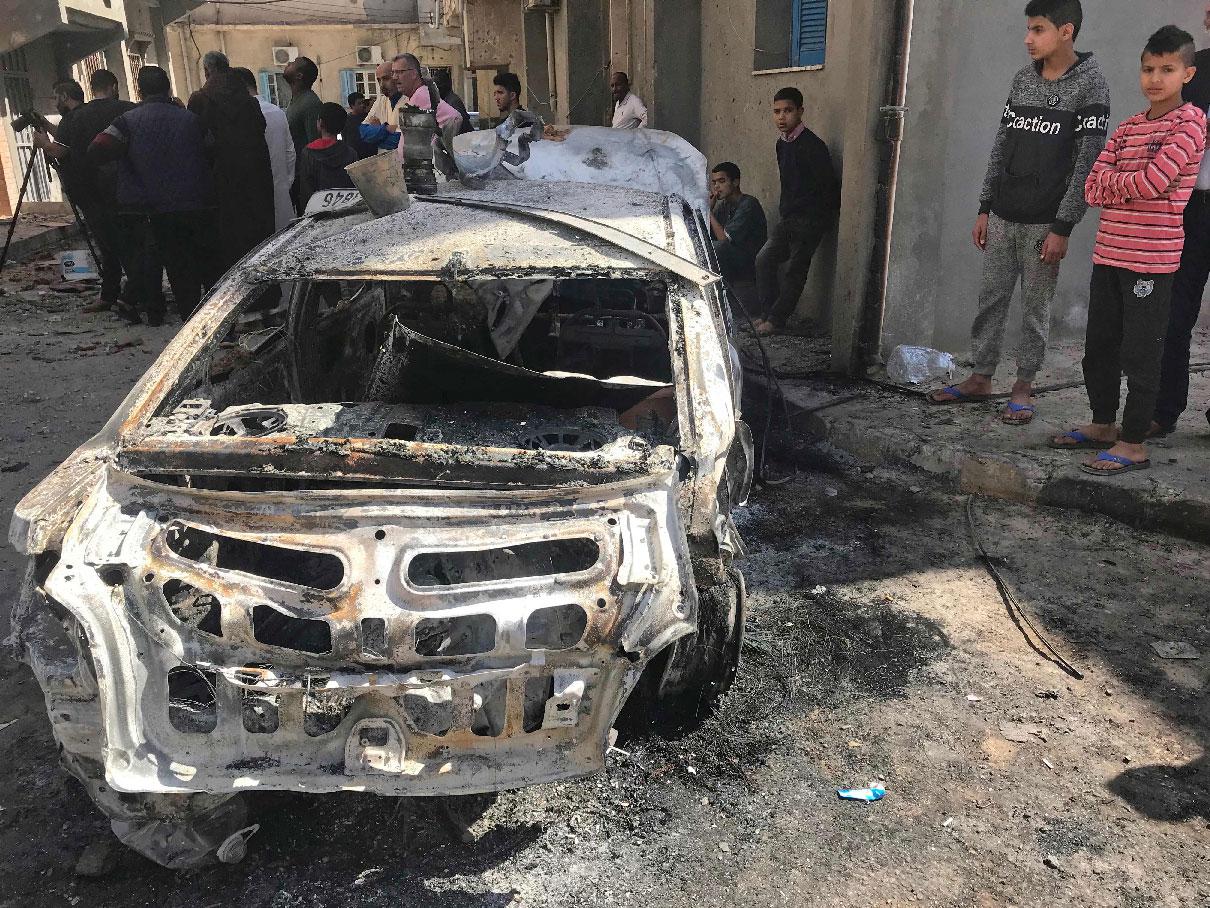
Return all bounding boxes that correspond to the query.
[0,211,79,265]
[744,331,1210,542]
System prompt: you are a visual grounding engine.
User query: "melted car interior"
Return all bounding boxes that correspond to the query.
[176,276,679,447]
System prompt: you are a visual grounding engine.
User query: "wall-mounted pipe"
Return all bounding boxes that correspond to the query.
[856,0,915,371]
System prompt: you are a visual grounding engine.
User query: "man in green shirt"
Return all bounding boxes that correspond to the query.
[284,56,323,209]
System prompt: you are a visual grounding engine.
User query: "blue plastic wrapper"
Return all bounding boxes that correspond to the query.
[837,785,886,802]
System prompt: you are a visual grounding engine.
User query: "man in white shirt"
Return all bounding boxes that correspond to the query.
[610,72,648,129]
[234,66,295,231]
[1152,1,1210,435]
[366,61,401,130]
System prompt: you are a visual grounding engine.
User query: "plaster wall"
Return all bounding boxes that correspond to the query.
[884,1,1208,361]
[699,0,888,338]
[166,25,465,105]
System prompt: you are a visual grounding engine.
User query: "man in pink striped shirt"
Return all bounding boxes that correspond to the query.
[1052,26,1207,475]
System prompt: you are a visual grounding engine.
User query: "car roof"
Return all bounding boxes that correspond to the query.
[247,181,704,283]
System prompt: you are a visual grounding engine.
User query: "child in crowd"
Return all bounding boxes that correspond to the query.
[296,102,358,204]
[931,0,1109,425]
[1051,25,1207,475]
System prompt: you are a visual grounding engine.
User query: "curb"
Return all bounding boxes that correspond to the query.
[2,223,79,264]
[775,382,1210,544]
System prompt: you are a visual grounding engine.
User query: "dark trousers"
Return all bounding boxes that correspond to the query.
[1082,264,1175,444]
[118,210,218,321]
[1153,191,1210,429]
[78,202,125,303]
[755,214,829,328]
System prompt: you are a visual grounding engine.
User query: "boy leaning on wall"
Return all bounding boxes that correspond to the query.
[1051,26,1206,476]
[929,0,1109,425]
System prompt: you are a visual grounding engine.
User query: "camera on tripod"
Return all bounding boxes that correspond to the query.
[11,108,52,134]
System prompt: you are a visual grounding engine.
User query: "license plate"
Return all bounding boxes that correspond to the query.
[304,188,363,216]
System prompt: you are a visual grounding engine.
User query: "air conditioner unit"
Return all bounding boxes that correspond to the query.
[524,0,560,9]
[271,46,300,66]
[355,45,384,66]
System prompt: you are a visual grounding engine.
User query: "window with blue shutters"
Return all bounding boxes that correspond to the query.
[753,0,828,72]
[792,0,828,68]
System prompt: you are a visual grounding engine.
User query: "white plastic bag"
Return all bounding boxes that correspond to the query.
[59,249,98,281]
[886,345,956,385]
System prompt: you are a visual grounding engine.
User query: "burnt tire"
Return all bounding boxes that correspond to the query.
[616,569,745,737]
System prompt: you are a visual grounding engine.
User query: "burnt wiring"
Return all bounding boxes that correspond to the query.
[964,495,1085,681]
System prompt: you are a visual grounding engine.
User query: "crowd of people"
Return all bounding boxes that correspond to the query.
[708,0,1210,481]
[29,45,649,328]
[923,0,1210,479]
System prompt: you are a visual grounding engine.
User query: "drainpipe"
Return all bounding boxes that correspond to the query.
[545,10,558,117]
[855,0,915,370]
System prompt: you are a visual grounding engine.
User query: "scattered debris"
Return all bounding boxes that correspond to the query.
[1042,757,1055,770]
[0,461,29,473]
[824,487,839,497]
[966,694,983,702]
[999,721,1046,744]
[837,784,886,803]
[1035,688,1060,700]
[718,842,730,853]
[942,817,954,828]
[1149,641,1200,660]
[74,838,119,877]
[1043,855,1064,873]
[0,718,17,733]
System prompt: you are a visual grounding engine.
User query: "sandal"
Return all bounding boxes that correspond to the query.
[1080,451,1151,476]
[927,385,991,405]
[1048,430,1111,451]
[1001,402,1036,425]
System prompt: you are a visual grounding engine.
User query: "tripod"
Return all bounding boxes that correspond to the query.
[0,145,101,278]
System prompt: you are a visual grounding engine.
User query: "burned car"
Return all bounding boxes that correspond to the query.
[8,128,752,869]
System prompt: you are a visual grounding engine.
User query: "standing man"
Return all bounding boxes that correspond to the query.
[33,71,134,312]
[434,70,473,134]
[610,72,647,129]
[390,54,462,131]
[752,87,840,336]
[234,66,296,233]
[284,56,324,157]
[708,162,768,285]
[493,73,524,121]
[89,66,215,326]
[187,51,275,272]
[363,61,404,153]
[1151,1,1210,437]
[930,0,1109,425]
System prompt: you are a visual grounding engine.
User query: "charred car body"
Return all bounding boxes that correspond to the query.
[8,128,752,868]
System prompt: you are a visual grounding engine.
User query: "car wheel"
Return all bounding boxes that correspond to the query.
[616,568,745,736]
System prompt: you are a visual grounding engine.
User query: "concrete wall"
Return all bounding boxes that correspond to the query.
[884,1,1208,361]
[166,24,466,105]
[699,0,892,349]
[652,0,701,147]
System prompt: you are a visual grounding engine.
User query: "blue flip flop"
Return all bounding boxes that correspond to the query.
[1048,430,1110,451]
[927,385,991,405]
[1080,451,1151,476]
[1001,401,1037,425]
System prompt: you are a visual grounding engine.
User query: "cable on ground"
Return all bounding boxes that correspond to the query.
[964,495,1085,681]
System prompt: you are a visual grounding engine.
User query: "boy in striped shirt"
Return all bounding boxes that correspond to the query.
[1052,26,1207,475]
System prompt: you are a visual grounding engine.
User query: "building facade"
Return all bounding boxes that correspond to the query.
[166,2,467,116]
[0,0,191,216]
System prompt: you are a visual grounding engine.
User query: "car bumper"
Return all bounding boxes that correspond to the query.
[21,468,696,796]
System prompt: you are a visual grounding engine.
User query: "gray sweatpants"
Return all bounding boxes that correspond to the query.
[970,213,1060,382]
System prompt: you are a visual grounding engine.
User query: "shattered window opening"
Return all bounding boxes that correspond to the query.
[407,538,600,588]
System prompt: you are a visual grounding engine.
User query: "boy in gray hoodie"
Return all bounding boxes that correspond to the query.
[930,0,1109,424]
